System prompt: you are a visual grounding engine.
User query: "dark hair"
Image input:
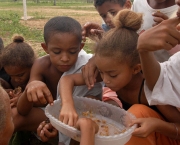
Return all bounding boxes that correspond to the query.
[1,35,36,68]
[95,9,143,67]
[94,0,126,7]
[44,16,82,43]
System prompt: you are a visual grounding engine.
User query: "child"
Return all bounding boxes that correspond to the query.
[132,0,179,62]
[137,16,180,107]
[37,118,99,145]
[17,16,102,145]
[128,15,180,141]
[59,9,180,145]
[0,37,11,89]
[0,86,14,145]
[0,35,47,145]
[82,0,131,41]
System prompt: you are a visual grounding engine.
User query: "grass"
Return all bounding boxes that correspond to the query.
[0,1,99,56]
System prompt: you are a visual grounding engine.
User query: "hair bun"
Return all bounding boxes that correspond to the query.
[13,35,24,43]
[113,9,143,31]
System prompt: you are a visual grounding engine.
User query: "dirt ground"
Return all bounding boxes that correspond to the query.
[18,6,102,54]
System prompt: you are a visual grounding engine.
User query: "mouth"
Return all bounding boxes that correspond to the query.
[59,65,72,70]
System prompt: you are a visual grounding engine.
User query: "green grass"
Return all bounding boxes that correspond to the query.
[0,11,43,42]
[0,1,96,55]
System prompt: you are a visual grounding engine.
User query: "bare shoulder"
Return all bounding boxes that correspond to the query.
[34,55,51,70]
[29,55,52,81]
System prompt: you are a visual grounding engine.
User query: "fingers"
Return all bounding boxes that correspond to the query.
[26,81,53,105]
[152,11,168,20]
[59,113,78,126]
[37,121,58,142]
[43,89,54,105]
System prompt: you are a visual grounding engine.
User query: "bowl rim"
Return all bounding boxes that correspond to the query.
[45,97,137,139]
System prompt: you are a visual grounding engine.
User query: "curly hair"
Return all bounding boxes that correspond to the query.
[1,35,36,68]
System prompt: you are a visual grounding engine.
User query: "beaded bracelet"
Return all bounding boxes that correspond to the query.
[173,123,179,139]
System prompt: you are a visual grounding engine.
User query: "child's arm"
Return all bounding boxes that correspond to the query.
[59,73,86,126]
[131,117,180,139]
[75,118,99,145]
[82,22,104,42]
[81,56,98,89]
[137,17,180,90]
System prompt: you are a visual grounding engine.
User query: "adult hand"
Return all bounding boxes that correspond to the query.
[152,11,168,27]
[81,56,98,89]
[82,22,104,42]
[26,80,53,105]
[137,17,180,52]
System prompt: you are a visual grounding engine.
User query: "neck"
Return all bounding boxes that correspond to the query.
[147,0,175,9]
[116,72,144,96]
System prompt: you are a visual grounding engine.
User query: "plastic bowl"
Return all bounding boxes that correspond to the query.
[45,97,137,145]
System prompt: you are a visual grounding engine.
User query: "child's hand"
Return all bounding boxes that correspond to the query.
[37,119,58,142]
[81,56,98,89]
[82,22,104,42]
[152,11,168,27]
[25,80,53,105]
[137,17,180,52]
[59,104,78,126]
[75,118,99,133]
[9,91,22,108]
[130,118,161,138]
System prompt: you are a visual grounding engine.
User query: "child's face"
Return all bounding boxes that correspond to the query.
[0,89,14,144]
[96,1,127,28]
[43,33,82,73]
[4,66,30,90]
[95,55,135,91]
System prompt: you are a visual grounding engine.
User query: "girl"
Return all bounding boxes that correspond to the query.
[0,35,36,108]
[58,9,180,145]
[0,36,48,145]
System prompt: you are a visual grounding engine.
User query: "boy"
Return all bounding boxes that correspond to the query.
[0,86,14,145]
[82,0,131,41]
[17,16,102,145]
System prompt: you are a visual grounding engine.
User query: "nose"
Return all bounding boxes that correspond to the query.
[104,13,112,27]
[101,74,110,84]
[12,77,21,83]
[60,54,69,62]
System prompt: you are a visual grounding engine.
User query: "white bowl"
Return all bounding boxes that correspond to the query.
[45,97,137,145]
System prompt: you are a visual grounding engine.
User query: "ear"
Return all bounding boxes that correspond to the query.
[132,64,141,75]
[123,0,132,9]
[41,43,49,54]
[80,42,85,51]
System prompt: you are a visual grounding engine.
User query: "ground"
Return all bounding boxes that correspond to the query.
[21,6,102,54]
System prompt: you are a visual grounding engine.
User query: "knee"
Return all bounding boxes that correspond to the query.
[128,104,154,118]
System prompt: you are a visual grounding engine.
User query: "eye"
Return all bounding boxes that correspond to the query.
[53,51,60,54]
[101,14,106,19]
[109,74,117,78]
[69,50,78,54]
[110,11,117,16]
[17,73,24,77]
